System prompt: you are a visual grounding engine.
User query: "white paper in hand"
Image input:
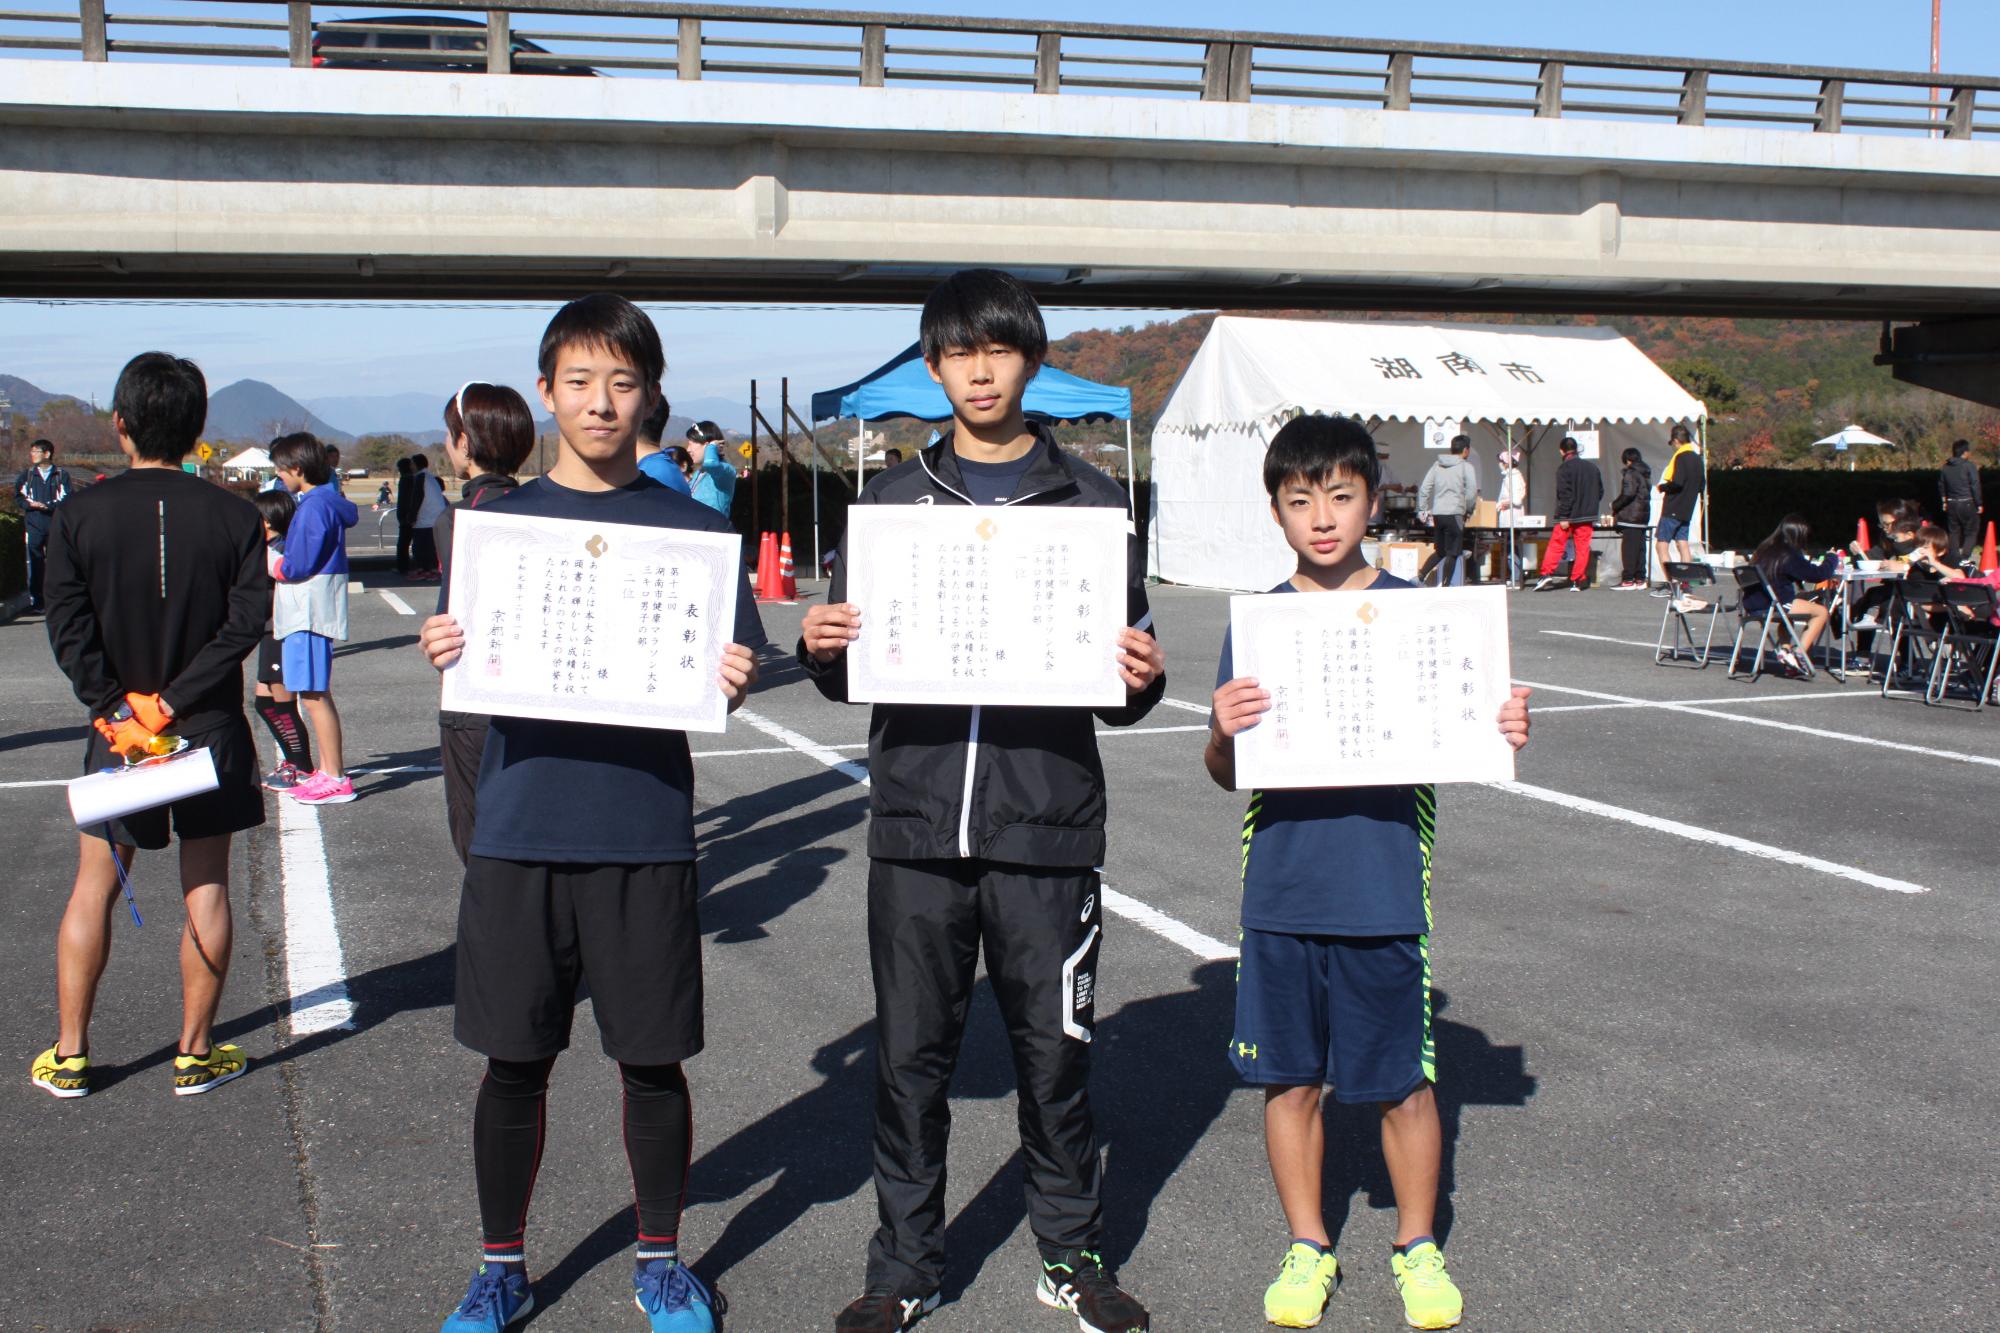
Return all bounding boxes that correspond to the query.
[68,747,219,827]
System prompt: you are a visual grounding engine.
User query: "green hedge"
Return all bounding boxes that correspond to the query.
[0,512,23,599]
[1708,467,1998,551]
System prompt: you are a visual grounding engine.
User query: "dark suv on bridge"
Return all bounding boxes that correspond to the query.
[310,15,594,76]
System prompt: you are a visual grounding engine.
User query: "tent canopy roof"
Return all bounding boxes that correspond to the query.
[222,446,273,470]
[811,342,1131,424]
[1155,317,1707,435]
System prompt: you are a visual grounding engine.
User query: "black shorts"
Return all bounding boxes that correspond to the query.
[253,634,285,687]
[454,855,704,1065]
[80,714,265,852]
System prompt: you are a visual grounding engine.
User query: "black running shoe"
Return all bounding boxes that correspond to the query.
[1036,1249,1149,1333]
[834,1288,940,1332]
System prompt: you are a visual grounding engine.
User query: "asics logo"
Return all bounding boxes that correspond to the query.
[1079,893,1094,922]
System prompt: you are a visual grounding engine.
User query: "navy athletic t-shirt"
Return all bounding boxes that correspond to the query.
[955,445,1040,504]
[460,474,768,864]
[1214,571,1434,938]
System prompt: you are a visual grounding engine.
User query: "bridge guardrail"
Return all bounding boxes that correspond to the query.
[2,0,1997,141]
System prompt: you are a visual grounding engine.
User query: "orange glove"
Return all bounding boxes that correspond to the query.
[92,694,174,762]
[125,693,173,734]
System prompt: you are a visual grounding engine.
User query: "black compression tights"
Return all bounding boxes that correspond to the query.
[472,1056,691,1260]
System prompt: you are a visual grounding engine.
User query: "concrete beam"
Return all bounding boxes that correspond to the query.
[5,59,2000,314]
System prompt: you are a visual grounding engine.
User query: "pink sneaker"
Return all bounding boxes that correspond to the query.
[289,771,357,805]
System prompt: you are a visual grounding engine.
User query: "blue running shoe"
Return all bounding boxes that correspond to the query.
[634,1257,716,1333]
[440,1263,533,1332]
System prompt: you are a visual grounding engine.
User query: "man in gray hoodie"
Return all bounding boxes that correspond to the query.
[1416,435,1479,587]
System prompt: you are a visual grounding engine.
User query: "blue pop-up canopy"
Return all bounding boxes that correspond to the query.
[810,343,1132,425]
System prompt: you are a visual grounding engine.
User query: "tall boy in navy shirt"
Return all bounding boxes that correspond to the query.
[1206,415,1530,1331]
[420,294,765,1333]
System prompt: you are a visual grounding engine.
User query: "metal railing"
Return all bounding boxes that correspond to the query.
[4,0,1997,140]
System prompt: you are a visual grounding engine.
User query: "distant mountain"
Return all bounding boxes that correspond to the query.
[304,391,448,438]
[0,373,88,421]
[205,380,352,445]
[673,397,750,435]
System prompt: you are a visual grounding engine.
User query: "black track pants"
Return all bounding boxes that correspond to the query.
[865,857,1104,1294]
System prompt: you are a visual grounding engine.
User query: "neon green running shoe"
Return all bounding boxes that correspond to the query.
[1263,1242,1337,1327]
[1389,1241,1462,1330]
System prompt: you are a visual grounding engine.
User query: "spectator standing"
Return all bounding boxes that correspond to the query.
[1611,447,1653,589]
[13,438,72,614]
[1533,437,1604,591]
[1653,423,1704,593]
[1493,448,1526,585]
[636,399,694,496]
[271,432,358,805]
[410,453,448,581]
[1940,439,1983,565]
[1415,435,1477,587]
[394,456,419,573]
[685,421,737,520]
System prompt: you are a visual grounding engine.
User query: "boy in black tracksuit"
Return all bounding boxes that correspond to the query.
[801,271,1164,1333]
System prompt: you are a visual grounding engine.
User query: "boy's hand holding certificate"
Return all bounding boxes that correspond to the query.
[841,506,1130,707]
[437,509,743,733]
[1227,584,1516,789]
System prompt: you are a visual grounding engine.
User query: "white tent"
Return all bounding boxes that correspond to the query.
[221,446,274,472]
[1150,318,1709,590]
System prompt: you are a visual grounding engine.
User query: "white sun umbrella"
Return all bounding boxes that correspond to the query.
[1811,424,1896,472]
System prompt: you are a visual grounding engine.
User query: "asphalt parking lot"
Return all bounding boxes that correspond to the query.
[1,572,1995,1332]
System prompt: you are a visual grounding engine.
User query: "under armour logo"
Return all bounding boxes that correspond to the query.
[585,534,607,559]
[1236,1041,1258,1059]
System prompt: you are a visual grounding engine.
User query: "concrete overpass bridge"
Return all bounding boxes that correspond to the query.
[4,3,2000,399]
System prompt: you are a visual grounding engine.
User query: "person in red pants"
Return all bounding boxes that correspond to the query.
[1534,437,1605,591]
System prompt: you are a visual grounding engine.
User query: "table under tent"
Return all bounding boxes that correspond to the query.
[1149,317,1709,592]
[809,343,1135,564]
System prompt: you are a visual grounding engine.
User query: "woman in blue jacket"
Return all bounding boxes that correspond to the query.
[1746,513,1836,674]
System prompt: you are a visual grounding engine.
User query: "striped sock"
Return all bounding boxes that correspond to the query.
[635,1235,679,1266]
[483,1239,526,1267]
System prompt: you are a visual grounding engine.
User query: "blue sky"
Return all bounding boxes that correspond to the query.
[3,1,1994,419]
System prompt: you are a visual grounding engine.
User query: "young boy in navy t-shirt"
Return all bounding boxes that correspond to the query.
[419,294,766,1333]
[1204,415,1531,1331]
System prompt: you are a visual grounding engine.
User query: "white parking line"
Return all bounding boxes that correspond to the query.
[733,709,872,786]
[1535,692,1877,714]
[1539,629,1676,650]
[278,794,356,1035]
[1514,678,2000,770]
[379,591,417,616]
[1490,780,1927,894]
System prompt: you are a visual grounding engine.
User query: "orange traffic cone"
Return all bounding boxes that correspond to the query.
[1854,517,1870,554]
[1982,521,1997,574]
[778,534,797,601]
[754,531,777,600]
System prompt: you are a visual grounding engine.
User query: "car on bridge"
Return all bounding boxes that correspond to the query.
[311,15,595,76]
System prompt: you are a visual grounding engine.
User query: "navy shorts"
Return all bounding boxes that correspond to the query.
[1655,514,1691,544]
[1229,928,1434,1103]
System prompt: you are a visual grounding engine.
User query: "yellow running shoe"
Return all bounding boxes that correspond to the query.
[1263,1241,1337,1328]
[1389,1241,1462,1330]
[172,1044,249,1096]
[30,1045,90,1099]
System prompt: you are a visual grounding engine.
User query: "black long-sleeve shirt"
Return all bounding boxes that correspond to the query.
[44,467,268,729]
[1940,456,1983,509]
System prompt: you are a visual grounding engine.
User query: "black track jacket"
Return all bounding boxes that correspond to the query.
[799,428,1165,868]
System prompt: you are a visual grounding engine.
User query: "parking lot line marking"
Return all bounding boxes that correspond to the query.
[0,777,69,790]
[1490,780,1927,894]
[733,709,872,786]
[379,591,417,616]
[1540,629,1675,650]
[1101,884,1238,960]
[1536,692,1877,713]
[1160,697,1210,716]
[729,708,1243,958]
[278,794,356,1035]
[1514,678,2000,770]
[1098,723,1211,738]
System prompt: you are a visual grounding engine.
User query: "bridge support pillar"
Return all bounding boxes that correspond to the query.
[1881,317,2000,410]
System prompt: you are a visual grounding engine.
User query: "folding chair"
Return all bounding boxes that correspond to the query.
[1927,583,2000,709]
[1879,576,1948,700]
[1655,561,1732,668]
[1727,564,1815,681]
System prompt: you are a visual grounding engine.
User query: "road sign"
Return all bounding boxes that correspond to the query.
[195,442,213,462]
[737,441,753,460]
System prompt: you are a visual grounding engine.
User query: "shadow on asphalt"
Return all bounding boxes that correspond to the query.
[0,724,81,754]
[695,768,867,944]
[358,744,445,797]
[334,633,420,658]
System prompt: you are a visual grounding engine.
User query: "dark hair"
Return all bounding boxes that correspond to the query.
[29,438,52,455]
[663,445,694,474]
[1262,414,1379,499]
[640,396,674,445]
[253,487,296,537]
[1559,436,1579,454]
[1892,497,1924,521]
[110,352,207,463]
[1892,517,1920,539]
[396,456,412,476]
[685,420,725,445]
[884,447,904,465]
[444,383,536,477]
[1449,434,1470,455]
[411,452,429,472]
[1916,523,1949,552]
[1953,438,1971,457]
[269,432,332,486]
[920,268,1048,365]
[1751,513,1812,584]
[1670,423,1693,444]
[537,292,665,388]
